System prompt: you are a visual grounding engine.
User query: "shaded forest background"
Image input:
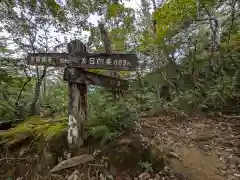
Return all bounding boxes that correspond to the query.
[0,0,239,143]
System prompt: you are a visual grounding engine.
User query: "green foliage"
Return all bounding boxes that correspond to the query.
[139,161,153,172]
[39,80,68,116]
[87,92,136,144]
[106,3,125,19]
[1,0,65,20]
[0,0,239,149]
[0,66,33,121]
[153,0,197,42]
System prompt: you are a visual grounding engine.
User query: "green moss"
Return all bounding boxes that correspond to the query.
[0,124,31,137]
[44,123,67,141]
[0,116,68,141]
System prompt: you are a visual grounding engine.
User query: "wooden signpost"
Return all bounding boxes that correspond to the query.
[27,40,138,154]
[64,68,129,90]
[27,52,138,71]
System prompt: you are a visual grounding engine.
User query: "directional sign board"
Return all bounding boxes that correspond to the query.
[27,52,138,71]
[27,53,68,66]
[63,68,129,90]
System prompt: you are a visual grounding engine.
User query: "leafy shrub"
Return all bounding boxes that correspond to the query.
[139,161,153,172]
[87,93,136,144]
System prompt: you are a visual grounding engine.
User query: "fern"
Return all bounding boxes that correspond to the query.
[87,94,135,144]
[0,100,16,121]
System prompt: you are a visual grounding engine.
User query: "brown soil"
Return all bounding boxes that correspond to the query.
[1,114,240,180]
[138,114,240,180]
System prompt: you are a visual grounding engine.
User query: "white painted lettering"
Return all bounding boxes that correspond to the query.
[106,58,112,65]
[117,81,120,86]
[96,58,104,64]
[113,60,118,65]
[60,58,65,64]
[126,61,131,66]
[89,57,95,65]
[118,60,122,66]
[123,60,127,66]
[81,58,87,64]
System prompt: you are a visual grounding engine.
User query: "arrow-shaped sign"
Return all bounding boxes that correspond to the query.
[63,68,129,90]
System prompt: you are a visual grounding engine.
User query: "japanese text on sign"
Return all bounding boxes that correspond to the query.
[78,57,131,66]
[27,52,138,71]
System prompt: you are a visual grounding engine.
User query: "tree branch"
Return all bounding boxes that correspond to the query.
[227,0,237,44]
[15,65,31,106]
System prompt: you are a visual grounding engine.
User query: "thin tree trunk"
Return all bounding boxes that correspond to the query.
[191,41,198,87]
[98,23,123,99]
[15,66,31,106]
[15,77,31,106]
[30,66,47,115]
[136,67,144,103]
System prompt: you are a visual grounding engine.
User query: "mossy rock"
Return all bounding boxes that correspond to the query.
[142,143,165,172]
[0,116,67,140]
[101,135,165,177]
[0,116,68,153]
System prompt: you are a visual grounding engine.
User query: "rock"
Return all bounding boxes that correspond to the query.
[106,174,114,180]
[234,173,240,178]
[154,174,160,180]
[67,170,80,180]
[100,173,105,180]
[144,142,165,172]
[107,136,143,170]
[51,154,94,173]
[138,172,151,180]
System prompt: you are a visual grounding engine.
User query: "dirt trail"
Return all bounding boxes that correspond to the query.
[1,115,240,180]
[138,115,240,180]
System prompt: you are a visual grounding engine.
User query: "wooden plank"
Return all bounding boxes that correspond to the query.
[27,53,68,66]
[63,68,129,90]
[27,52,138,71]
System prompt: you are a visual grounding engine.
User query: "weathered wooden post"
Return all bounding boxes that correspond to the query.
[27,39,138,156]
[66,40,87,154]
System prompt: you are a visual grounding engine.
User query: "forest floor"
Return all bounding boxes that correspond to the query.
[0,114,240,180]
[137,114,240,180]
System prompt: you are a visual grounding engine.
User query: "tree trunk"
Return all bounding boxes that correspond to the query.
[30,66,47,115]
[98,23,123,99]
[15,77,31,106]
[31,81,41,115]
[136,68,144,103]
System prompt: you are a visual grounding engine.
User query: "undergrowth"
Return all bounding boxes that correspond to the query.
[87,92,137,144]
